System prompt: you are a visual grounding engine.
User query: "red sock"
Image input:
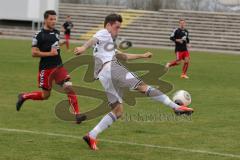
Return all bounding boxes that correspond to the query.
[169,60,179,67]
[66,40,69,49]
[22,91,43,100]
[182,62,189,75]
[68,92,80,114]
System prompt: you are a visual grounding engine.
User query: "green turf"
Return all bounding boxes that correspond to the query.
[0,39,240,160]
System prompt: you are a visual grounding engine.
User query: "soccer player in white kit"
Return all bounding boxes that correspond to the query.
[74,14,194,150]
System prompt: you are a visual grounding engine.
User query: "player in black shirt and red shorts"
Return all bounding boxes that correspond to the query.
[166,19,191,79]
[62,16,74,50]
[16,10,85,124]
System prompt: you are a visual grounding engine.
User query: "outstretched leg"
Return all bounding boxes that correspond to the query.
[166,59,182,68]
[136,82,193,114]
[166,52,182,69]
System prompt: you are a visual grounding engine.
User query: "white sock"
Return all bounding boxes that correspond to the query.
[151,94,180,109]
[89,112,117,139]
[146,86,180,109]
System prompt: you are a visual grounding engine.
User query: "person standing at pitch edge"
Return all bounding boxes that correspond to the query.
[62,15,74,50]
[166,19,191,79]
[16,10,85,124]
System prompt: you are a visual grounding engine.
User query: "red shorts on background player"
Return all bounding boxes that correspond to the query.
[166,19,191,79]
[16,10,86,124]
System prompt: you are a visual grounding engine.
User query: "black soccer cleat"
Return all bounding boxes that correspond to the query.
[75,114,87,124]
[16,94,25,111]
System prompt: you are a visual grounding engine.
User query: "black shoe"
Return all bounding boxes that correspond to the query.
[75,114,87,124]
[16,94,25,111]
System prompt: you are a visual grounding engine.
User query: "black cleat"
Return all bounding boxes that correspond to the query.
[16,94,25,111]
[75,114,87,124]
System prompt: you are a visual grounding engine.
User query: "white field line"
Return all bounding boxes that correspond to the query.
[0,127,239,159]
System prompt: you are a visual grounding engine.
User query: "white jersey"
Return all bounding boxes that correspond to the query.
[93,29,116,63]
[93,29,117,78]
[92,30,142,104]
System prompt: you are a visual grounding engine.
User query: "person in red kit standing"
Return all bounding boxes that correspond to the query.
[16,10,86,124]
[166,19,191,79]
[62,15,74,51]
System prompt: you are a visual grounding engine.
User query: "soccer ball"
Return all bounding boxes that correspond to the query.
[172,90,191,106]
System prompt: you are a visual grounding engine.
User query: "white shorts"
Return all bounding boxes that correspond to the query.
[98,61,142,105]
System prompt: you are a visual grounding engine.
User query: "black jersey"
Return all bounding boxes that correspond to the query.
[63,21,74,35]
[170,28,190,52]
[32,28,62,70]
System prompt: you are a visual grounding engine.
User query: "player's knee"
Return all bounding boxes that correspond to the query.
[62,81,73,90]
[176,60,182,64]
[136,82,148,93]
[111,103,124,119]
[115,109,124,119]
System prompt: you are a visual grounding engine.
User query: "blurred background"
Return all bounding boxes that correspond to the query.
[0,0,239,52]
[61,0,240,12]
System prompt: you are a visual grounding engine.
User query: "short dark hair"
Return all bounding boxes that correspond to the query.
[104,14,123,27]
[179,18,186,22]
[44,10,57,19]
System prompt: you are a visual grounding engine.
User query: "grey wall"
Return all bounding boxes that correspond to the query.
[0,0,59,21]
[0,0,29,20]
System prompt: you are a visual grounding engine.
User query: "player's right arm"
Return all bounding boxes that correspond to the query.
[74,37,98,55]
[75,29,110,55]
[31,31,58,57]
[186,30,191,48]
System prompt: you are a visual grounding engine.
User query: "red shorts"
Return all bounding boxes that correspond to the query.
[176,51,190,60]
[38,66,70,90]
[65,34,70,41]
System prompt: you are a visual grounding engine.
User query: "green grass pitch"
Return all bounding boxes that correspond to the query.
[0,39,240,160]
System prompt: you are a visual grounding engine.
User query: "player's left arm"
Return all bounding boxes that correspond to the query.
[186,30,191,48]
[61,23,66,32]
[116,50,152,61]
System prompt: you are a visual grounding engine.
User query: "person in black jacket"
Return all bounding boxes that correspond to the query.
[166,19,191,79]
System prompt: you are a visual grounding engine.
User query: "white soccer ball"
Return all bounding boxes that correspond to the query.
[172,90,191,106]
